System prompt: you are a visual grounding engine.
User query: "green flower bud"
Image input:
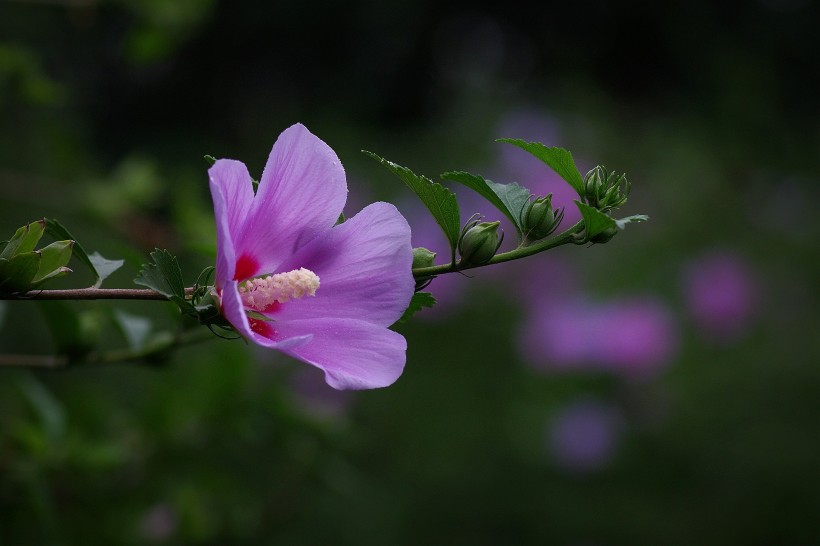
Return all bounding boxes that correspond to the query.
[589,225,619,244]
[582,166,630,211]
[523,195,558,241]
[412,247,437,269]
[458,221,502,266]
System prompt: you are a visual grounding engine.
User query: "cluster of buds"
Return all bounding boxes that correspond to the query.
[521,194,564,243]
[582,166,630,212]
[458,216,503,267]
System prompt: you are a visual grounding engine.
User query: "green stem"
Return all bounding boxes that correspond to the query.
[412,220,584,279]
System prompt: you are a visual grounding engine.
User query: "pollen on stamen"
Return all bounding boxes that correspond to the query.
[239,267,320,311]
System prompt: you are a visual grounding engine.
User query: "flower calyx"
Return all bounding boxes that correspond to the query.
[458,217,503,267]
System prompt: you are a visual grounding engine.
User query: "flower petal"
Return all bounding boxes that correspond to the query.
[274,318,407,390]
[209,159,257,282]
[272,202,414,327]
[239,123,347,274]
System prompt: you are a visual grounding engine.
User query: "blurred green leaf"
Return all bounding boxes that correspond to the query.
[441,171,532,240]
[396,292,436,324]
[134,248,196,315]
[37,301,101,359]
[575,201,617,239]
[498,139,585,197]
[17,374,65,443]
[112,309,153,350]
[364,151,460,263]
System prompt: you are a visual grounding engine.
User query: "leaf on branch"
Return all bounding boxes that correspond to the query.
[44,219,122,288]
[134,248,196,316]
[0,219,45,260]
[31,240,73,285]
[498,139,585,197]
[615,214,649,230]
[575,201,617,239]
[364,151,461,264]
[441,170,532,240]
[0,252,41,293]
[395,292,436,324]
[88,252,125,288]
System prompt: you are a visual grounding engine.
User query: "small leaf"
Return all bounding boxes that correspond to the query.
[498,139,585,197]
[336,212,346,225]
[615,214,649,230]
[31,240,73,284]
[364,151,461,264]
[0,219,45,260]
[134,248,196,315]
[204,155,217,166]
[575,201,617,239]
[441,171,532,240]
[395,292,436,324]
[88,252,125,288]
[0,252,41,293]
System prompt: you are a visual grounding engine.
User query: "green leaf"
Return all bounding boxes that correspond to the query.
[615,214,649,230]
[134,248,196,315]
[575,201,617,239]
[43,219,97,285]
[112,309,153,350]
[204,154,217,166]
[0,219,45,259]
[31,240,73,284]
[0,252,41,293]
[364,151,461,263]
[88,252,125,288]
[441,171,532,240]
[395,292,436,324]
[336,212,346,225]
[498,139,585,197]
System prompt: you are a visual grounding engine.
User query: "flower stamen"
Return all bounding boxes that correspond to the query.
[239,267,320,311]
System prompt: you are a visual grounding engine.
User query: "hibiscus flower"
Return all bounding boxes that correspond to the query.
[208,123,414,390]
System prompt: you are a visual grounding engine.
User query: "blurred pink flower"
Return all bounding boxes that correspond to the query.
[520,296,678,378]
[682,251,760,342]
[547,399,622,473]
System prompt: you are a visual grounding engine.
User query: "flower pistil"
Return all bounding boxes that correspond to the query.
[239,267,320,312]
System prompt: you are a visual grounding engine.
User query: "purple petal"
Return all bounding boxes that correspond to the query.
[237,123,347,275]
[272,202,414,327]
[274,318,407,390]
[209,159,255,283]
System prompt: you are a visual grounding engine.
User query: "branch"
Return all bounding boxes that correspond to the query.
[0,287,196,301]
[411,220,584,279]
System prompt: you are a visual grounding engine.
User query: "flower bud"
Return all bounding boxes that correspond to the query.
[589,225,619,244]
[458,221,502,266]
[523,195,557,241]
[582,166,629,211]
[412,247,436,269]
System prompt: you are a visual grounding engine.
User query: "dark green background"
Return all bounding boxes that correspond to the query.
[1,1,818,544]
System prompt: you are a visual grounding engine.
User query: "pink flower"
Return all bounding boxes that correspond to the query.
[682,251,760,343]
[208,124,414,390]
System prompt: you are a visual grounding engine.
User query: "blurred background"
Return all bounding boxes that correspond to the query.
[1,0,818,544]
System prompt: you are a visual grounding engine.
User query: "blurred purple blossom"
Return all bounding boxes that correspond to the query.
[547,399,623,473]
[682,251,760,342]
[139,503,177,542]
[520,296,678,378]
